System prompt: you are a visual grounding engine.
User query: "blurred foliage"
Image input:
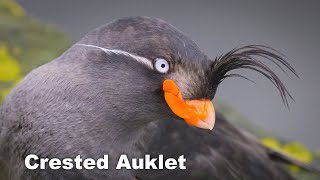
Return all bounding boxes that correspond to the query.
[0,0,70,103]
[0,0,24,18]
[0,44,21,100]
[262,137,313,173]
[262,137,313,165]
[0,45,20,81]
[0,0,319,179]
[216,102,320,180]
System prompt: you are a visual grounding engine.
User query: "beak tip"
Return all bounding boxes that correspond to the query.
[207,122,215,130]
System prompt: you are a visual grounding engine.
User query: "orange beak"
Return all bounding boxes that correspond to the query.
[163,79,215,130]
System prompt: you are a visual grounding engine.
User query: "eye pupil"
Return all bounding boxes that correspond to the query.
[161,64,166,68]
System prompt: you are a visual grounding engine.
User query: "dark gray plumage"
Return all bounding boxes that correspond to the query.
[0,16,317,180]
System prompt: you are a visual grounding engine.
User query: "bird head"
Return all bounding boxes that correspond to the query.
[74,16,296,131]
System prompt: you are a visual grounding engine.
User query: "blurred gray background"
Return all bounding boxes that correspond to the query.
[17,0,320,149]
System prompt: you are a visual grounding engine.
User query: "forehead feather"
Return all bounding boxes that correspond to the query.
[79,16,209,65]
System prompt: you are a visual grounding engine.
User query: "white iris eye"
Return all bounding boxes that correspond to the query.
[154,58,170,73]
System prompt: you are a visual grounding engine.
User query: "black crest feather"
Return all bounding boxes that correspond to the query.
[211,45,298,107]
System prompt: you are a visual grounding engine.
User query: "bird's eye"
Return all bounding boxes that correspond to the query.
[154,58,170,73]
